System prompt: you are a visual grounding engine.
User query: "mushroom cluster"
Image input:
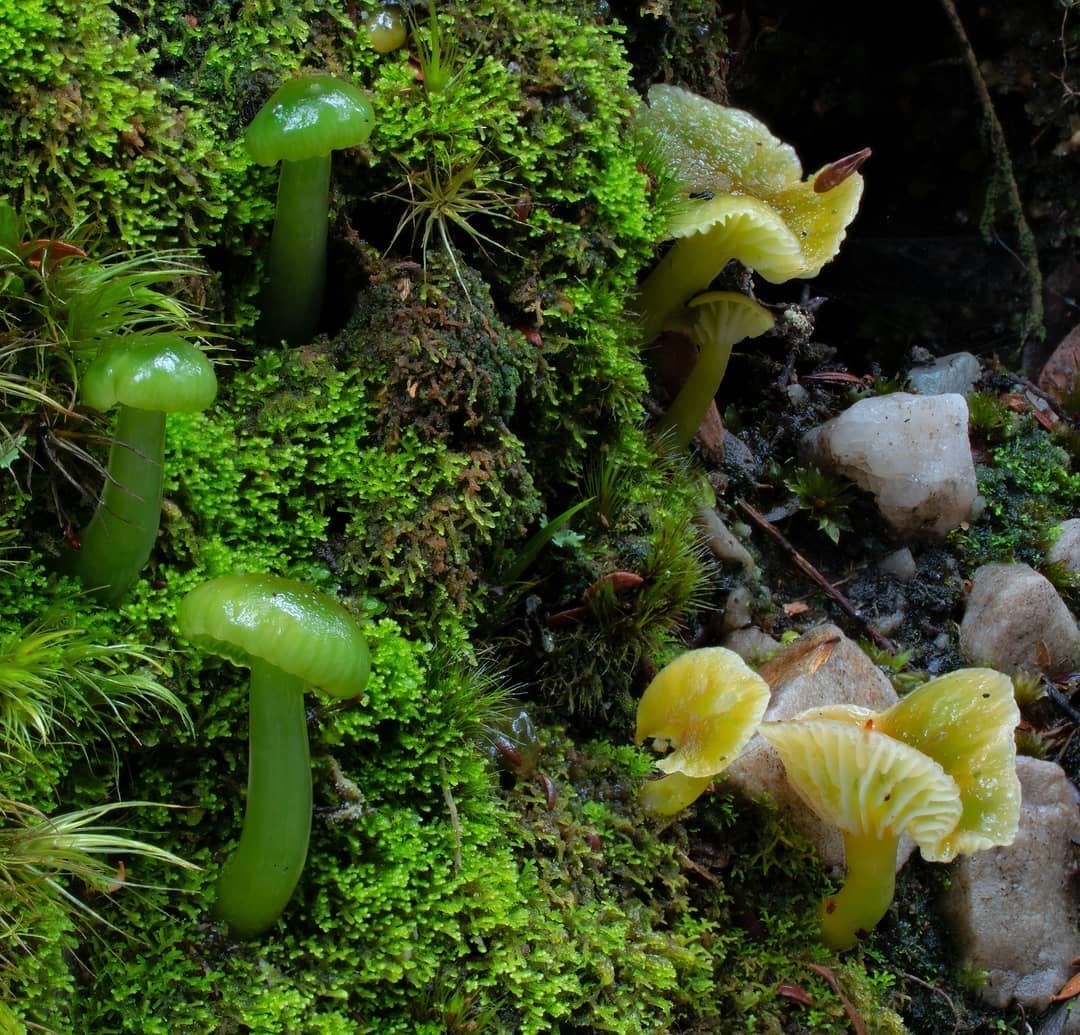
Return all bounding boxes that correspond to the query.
[635,85,869,448]
[635,647,1021,951]
[636,84,869,343]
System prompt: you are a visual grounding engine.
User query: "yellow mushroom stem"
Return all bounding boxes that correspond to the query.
[654,290,774,450]
[821,830,902,951]
[639,772,713,817]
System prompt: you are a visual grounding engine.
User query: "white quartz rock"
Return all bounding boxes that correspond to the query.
[801,392,978,539]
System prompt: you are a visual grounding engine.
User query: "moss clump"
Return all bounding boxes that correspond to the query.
[952,416,1080,573]
[0,0,248,249]
[159,258,539,645]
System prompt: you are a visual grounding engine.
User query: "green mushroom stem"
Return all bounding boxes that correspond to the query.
[820,831,901,951]
[63,334,216,603]
[69,406,166,606]
[215,658,312,939]
[259,155,331,348]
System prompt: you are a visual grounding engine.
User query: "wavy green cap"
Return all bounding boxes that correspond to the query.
[178,574,370,699]
[245,74,375,166]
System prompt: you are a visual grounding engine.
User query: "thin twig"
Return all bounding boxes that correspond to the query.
[900,971,964,1035]
[735,498,896,653]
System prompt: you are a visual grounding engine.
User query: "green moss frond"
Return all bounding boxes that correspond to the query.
[0,599,189,777]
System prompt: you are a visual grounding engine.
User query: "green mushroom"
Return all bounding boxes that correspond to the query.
[245,73,375,346]
[68,333,217,604]
[178,574,370,938]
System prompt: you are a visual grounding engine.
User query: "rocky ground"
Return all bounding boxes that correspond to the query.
[618,2,1080,1029]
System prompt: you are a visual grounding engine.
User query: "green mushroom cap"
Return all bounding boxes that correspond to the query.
[178,574,370,699]
[244,74,375,166]
[80,334,218,413]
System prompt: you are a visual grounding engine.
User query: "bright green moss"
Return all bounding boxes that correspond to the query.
[159,262,540,644]
[952,417,1080,572]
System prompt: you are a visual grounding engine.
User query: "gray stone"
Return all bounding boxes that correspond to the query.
[959,563,1080,674]
[722,626,780,665]
[906,351,982,395]
[696,506,756,573]
[938,756,1080,1014]
[1047,518,1080,575]
[878,547,918,582]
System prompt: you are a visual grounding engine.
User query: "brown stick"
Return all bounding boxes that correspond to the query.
[938,0,1044,346]
[735,498,896,653]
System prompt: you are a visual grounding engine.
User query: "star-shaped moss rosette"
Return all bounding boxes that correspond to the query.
[636,84,869,343]
[635,646,770,816]
[760,668,1019,950]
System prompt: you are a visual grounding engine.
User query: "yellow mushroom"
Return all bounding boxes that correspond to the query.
[762,667,1020,949]
[816,668,1021,861]
[635,646,770,816]
[654,289,775,450]
[760,718,962,950]
[635,84,868,343]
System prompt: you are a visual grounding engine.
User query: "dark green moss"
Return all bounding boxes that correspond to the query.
[952,416,1080,577]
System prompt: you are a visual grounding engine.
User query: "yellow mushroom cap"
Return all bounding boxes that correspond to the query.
[635,646,770,779]
[666,193,805,282]
[638,195,801,341]
[766,169,865,280]
[872,668,1020,861]
[760,719,963,855]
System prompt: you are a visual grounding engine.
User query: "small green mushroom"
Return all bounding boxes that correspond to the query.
[178,574,370,938]
[654,290,775,450]
[245,74,375,346]
[68,333,217,604]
